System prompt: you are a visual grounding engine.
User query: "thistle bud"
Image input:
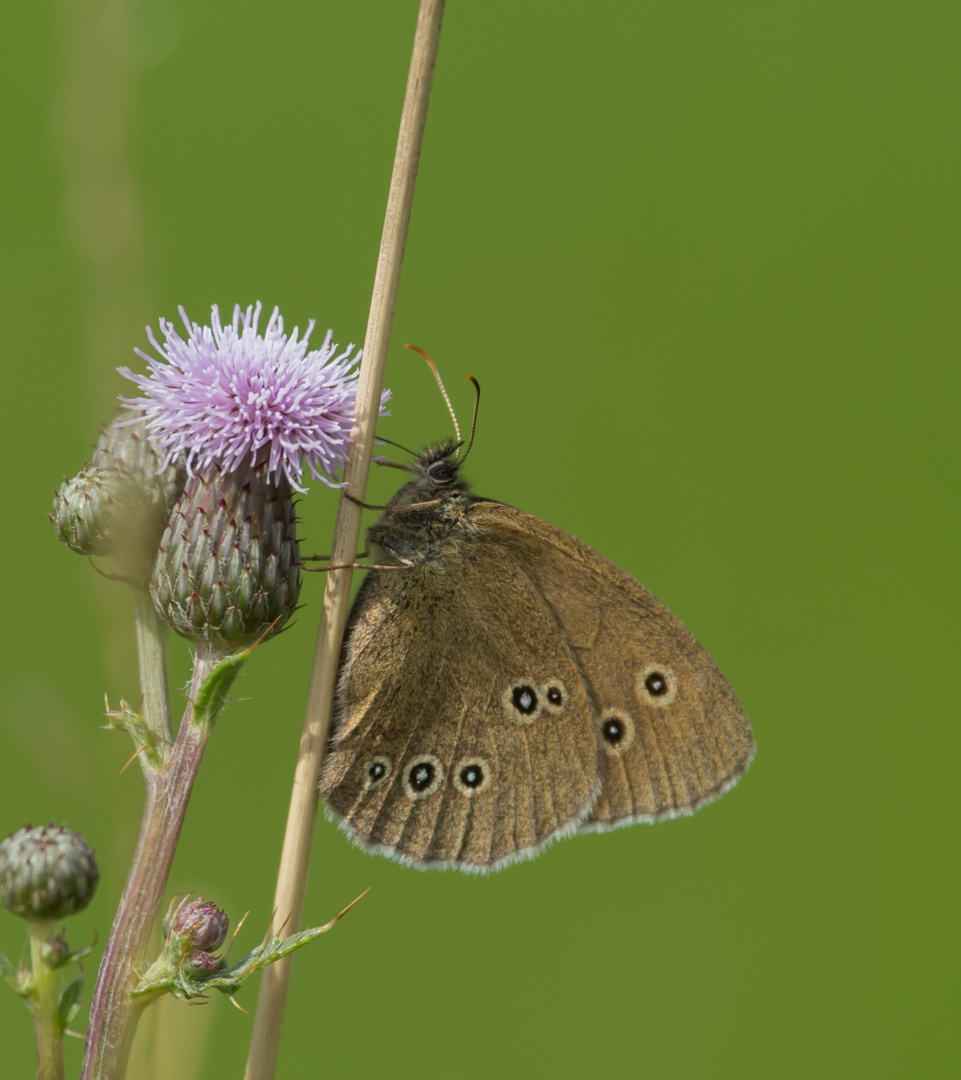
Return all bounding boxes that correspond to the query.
[52,467,146,557]
[151,461,301,652]
[185,950,223,975]
[92,416,186,521]
[0,824,99,921]
[167,895,229,952]
[143,896,229,985]
[52,419,186,582]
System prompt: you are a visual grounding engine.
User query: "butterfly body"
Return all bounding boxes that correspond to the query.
[321,441,754,872]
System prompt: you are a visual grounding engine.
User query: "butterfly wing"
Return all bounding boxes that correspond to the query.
[467,501,755,829]
[322,539,601,871]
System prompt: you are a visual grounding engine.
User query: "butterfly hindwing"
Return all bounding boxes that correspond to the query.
[467,501,755,829]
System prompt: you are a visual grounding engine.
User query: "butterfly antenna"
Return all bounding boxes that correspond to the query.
[458,376,481,465]
[405,343,462,446]
[375,436,417,457]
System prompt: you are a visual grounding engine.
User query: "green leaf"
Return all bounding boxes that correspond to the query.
[192,651,248,729]
[0,949,21,993]
[58,972,84,1031]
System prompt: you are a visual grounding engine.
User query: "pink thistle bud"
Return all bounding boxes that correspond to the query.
[169,896,229,952]
[184,950,223,975]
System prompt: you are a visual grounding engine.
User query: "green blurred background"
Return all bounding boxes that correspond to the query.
[1,1,956,1076]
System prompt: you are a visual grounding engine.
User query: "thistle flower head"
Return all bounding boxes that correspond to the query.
[119,303,388,492]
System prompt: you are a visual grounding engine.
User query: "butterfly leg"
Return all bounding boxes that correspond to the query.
[305,544,412,573]
[303,550,371,562]
[310,562,406,572]
[343,491,442,513]
[302,551,376,573]
[343,492,392,510]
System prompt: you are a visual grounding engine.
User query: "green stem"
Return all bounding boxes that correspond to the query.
[28,919,64,1080]
[80,648,220,1080]
[133,590,173,745]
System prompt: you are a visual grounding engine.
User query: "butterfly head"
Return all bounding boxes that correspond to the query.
[388,439,470,508]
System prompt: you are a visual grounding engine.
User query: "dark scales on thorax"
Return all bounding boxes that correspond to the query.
[367,441,485,568]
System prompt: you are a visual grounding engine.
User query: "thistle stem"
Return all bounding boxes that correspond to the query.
[133,590,173,745]
[80,648,219,1080]
[244,3,446,1076]
[27,918,64,1080]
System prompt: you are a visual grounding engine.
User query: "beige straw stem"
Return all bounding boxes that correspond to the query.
[244,3,445,1077]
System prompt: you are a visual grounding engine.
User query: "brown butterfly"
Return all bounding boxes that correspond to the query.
[321,389,754,872]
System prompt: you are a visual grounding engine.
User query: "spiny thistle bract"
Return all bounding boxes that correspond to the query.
[151,460,301,651]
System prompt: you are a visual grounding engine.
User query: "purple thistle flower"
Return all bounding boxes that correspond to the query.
[119,303,387,492]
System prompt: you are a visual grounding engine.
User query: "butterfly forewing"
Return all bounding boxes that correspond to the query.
[467,502,755,829]
[322,540,600,869]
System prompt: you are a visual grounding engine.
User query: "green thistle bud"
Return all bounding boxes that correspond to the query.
[92,416,185,521]
[151,461,301,652]
[52,467,146,557]
[0,824,99,921]
[52,420,187,584]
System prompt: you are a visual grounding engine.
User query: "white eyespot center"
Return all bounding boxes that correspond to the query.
[597,708,636,754]
[365,754,393,790]
[636,664,678,708]
[501,678,544,724]
[541,679,568,715]
[402,754,444,800]
[453,757,492,797]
